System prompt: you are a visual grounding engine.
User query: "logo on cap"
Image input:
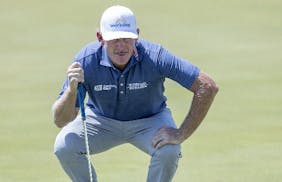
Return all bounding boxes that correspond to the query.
[110,16,131,28]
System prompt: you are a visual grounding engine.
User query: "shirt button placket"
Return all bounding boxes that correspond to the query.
[119,74,126,98]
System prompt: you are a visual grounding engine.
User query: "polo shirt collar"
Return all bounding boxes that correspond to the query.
[100,46,113,67]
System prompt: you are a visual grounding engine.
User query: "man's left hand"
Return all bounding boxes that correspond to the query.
[152,126,184,149]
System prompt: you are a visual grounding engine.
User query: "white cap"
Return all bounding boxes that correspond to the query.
[100,5,138,41]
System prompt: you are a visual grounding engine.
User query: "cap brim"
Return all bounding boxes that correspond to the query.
[102,31,138,41]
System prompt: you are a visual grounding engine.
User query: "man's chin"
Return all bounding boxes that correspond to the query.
[114,56,130,63]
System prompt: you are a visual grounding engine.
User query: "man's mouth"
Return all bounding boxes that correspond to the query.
[115,51,128,56]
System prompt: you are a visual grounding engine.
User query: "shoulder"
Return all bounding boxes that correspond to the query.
[136,39,162,50]
[136,39,163,61]
[73,41,102,61]
[136,39,162,54]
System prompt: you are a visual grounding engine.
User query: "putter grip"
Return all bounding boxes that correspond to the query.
[77,83,86,120]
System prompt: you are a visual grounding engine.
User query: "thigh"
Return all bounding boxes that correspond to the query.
[127,108,177,156]
[54,109,125,155]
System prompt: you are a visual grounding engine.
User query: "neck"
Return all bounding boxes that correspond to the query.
[113,63,127,71]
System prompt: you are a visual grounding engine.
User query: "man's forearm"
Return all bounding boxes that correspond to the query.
[179,72,218,141]
[52,87,78,128]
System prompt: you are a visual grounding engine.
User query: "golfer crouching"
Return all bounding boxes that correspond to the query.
[52,5,218,182]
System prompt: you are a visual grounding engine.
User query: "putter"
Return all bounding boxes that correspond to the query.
[77,83,93,182]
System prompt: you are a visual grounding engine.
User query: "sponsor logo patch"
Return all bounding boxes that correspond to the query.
[94,84,117,91]
[127,82,148,90]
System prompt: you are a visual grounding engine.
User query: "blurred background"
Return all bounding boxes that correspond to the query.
[0,0,281,181]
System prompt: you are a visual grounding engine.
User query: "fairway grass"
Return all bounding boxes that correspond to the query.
[0,0,281,181]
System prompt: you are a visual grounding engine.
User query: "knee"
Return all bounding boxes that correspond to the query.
[154,145,181,164]
[54,132,83,160]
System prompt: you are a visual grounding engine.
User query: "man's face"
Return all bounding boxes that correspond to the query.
[104,38,136,71]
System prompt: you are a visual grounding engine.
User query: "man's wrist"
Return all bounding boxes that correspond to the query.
[177,127,189,143]
[66,85,78,96]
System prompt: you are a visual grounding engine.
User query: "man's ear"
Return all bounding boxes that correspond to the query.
[96,31,104,45]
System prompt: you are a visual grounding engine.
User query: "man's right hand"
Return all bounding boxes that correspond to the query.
[67,62,84,92]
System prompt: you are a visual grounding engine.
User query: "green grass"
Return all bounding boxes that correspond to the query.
[0,0,281,181]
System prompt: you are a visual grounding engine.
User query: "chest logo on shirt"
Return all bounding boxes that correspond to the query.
[94,84,117,91]
[127,82,148,90]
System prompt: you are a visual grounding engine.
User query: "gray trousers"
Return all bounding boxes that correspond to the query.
[54,108,181,182]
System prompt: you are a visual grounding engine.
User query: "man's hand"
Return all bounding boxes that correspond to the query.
[152,126,184,149]
[67,62,84,92]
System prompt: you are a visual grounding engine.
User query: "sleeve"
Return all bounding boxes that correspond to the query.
[156,47,200,89]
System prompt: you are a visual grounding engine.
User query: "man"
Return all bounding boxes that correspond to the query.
[53,5,218,182]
